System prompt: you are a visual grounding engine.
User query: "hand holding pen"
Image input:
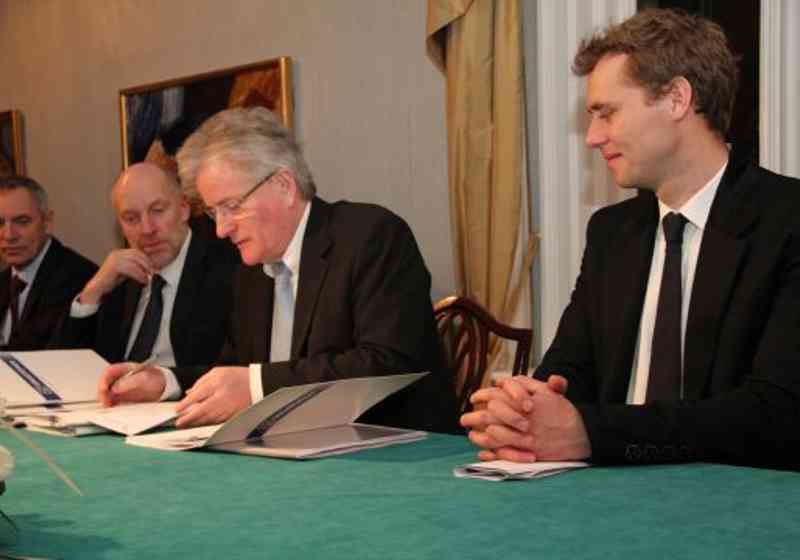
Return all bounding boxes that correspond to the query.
[98,356,165,407]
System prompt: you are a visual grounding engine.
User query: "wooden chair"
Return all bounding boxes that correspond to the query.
[433,295,533,413]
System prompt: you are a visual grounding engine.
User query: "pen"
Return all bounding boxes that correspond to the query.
[112,355,159,388]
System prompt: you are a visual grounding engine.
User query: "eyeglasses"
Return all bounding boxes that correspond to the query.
[204,169,279,222]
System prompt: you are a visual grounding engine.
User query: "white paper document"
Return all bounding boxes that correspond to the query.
[13,402,178,437]
[0,349,109,407]
[126,373,429,459]
[454,460,590,481]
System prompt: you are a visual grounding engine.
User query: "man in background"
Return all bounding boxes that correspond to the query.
[98,107,458,433]
[463,9,800,469]
[55,162,237,371]
[0,175,96,350]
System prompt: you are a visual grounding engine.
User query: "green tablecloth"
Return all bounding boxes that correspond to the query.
[0,431,798,559]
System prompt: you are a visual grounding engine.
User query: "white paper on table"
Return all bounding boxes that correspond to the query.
[18,402,178,436]
[85,402,179,435]
[454,460,589,481]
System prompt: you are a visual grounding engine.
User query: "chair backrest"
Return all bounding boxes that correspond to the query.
[433,296,532,413]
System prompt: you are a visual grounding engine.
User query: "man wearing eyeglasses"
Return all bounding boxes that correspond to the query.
[97,107,457,434]
[55,162,238,370]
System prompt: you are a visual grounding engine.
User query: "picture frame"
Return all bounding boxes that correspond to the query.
[118,56,293,171]
[0,110,24,176]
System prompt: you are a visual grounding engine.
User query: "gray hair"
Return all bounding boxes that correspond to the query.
[0,175,50,213]
[176,107,316,200]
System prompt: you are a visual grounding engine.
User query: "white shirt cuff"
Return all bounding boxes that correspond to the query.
[70,296,100,318]
[249,363,264,403]
[159,367,182,401]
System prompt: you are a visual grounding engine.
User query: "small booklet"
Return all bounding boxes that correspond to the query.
[454,460,589,481]
[126,373,428,459]
[0,349,109,407]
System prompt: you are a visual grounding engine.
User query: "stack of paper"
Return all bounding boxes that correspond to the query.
[454,460,589,481]
[15,402,178,437]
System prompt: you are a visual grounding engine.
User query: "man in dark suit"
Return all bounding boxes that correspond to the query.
[55,162,237,371]
[98,107,457,433]
[0,175,97,350]
[462,9,800,469]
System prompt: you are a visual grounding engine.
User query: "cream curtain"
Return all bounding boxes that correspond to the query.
[426,0,535,344]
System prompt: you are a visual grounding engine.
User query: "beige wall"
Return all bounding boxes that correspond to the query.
[0,0,455,297]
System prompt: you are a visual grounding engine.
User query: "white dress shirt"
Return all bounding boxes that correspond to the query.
[248,202,311,402]
[1,237,52,345]
[627,162,728,404]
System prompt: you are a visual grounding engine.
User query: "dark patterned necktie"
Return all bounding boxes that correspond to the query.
[8,275,28,337]
[647,213,688,402]
[127,274,166,362]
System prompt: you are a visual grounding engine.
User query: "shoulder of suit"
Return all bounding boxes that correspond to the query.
[46,237,98,277]
[325,200,409,232]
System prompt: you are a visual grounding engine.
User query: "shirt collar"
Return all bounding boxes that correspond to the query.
[263,201,311,279]
[155,229,192,289]
[12,236,52,285]
[658,160,728,231]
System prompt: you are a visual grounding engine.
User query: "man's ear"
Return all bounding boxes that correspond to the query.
[43,209,55,233]
[667,76,694,120]
[277,169,301,206]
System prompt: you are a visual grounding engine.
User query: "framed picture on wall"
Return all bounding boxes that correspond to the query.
[0,110,24,176]
[118,56,294,172]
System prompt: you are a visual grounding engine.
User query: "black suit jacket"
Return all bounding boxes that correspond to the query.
[535,151,800,469]
[175,198,458,433]
[54,230,238,366]
[0,237,96,350]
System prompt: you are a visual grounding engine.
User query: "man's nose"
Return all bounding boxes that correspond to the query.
[0,222,15,240]
[585,117,607,148]
[215,214,234,239]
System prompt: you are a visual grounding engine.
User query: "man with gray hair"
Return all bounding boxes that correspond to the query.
[98,107,457,433]
[0,175,96,350]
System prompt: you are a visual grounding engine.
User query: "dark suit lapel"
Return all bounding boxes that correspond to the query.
[291,198,331,359]
[0,268,12,316]
[602,195,659,402]
[120,281,143,354]
[248,266,272,362]
[683,158,756,399]
[170,233,203,362]
[19,238,62,321]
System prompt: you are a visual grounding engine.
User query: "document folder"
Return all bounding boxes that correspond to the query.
[0,350,109,407]
[126,372,429,459]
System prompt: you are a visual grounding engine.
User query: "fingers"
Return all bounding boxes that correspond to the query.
[113,249,154,285]
[494,446,538,463]
[97,362,135,406]
[546,374,569,394]
[174,367,251,428]
[486,398,530,432]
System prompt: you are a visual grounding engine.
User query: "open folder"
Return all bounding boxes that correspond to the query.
[0,349,109,407]
[126,372,429,459]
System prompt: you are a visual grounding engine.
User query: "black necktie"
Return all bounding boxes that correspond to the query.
[127,274,166,362]
[8,275,27,336]
[647,212,688,402]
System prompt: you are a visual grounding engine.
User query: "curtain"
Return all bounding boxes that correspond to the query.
[426,0,535,348]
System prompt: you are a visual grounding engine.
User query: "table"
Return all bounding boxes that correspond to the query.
[0,431,798,559]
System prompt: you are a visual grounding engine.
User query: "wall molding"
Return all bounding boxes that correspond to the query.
[760,0,800,179]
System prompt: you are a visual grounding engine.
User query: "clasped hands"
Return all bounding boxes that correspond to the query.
[460,375,592,463]
[97,364,252,428]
